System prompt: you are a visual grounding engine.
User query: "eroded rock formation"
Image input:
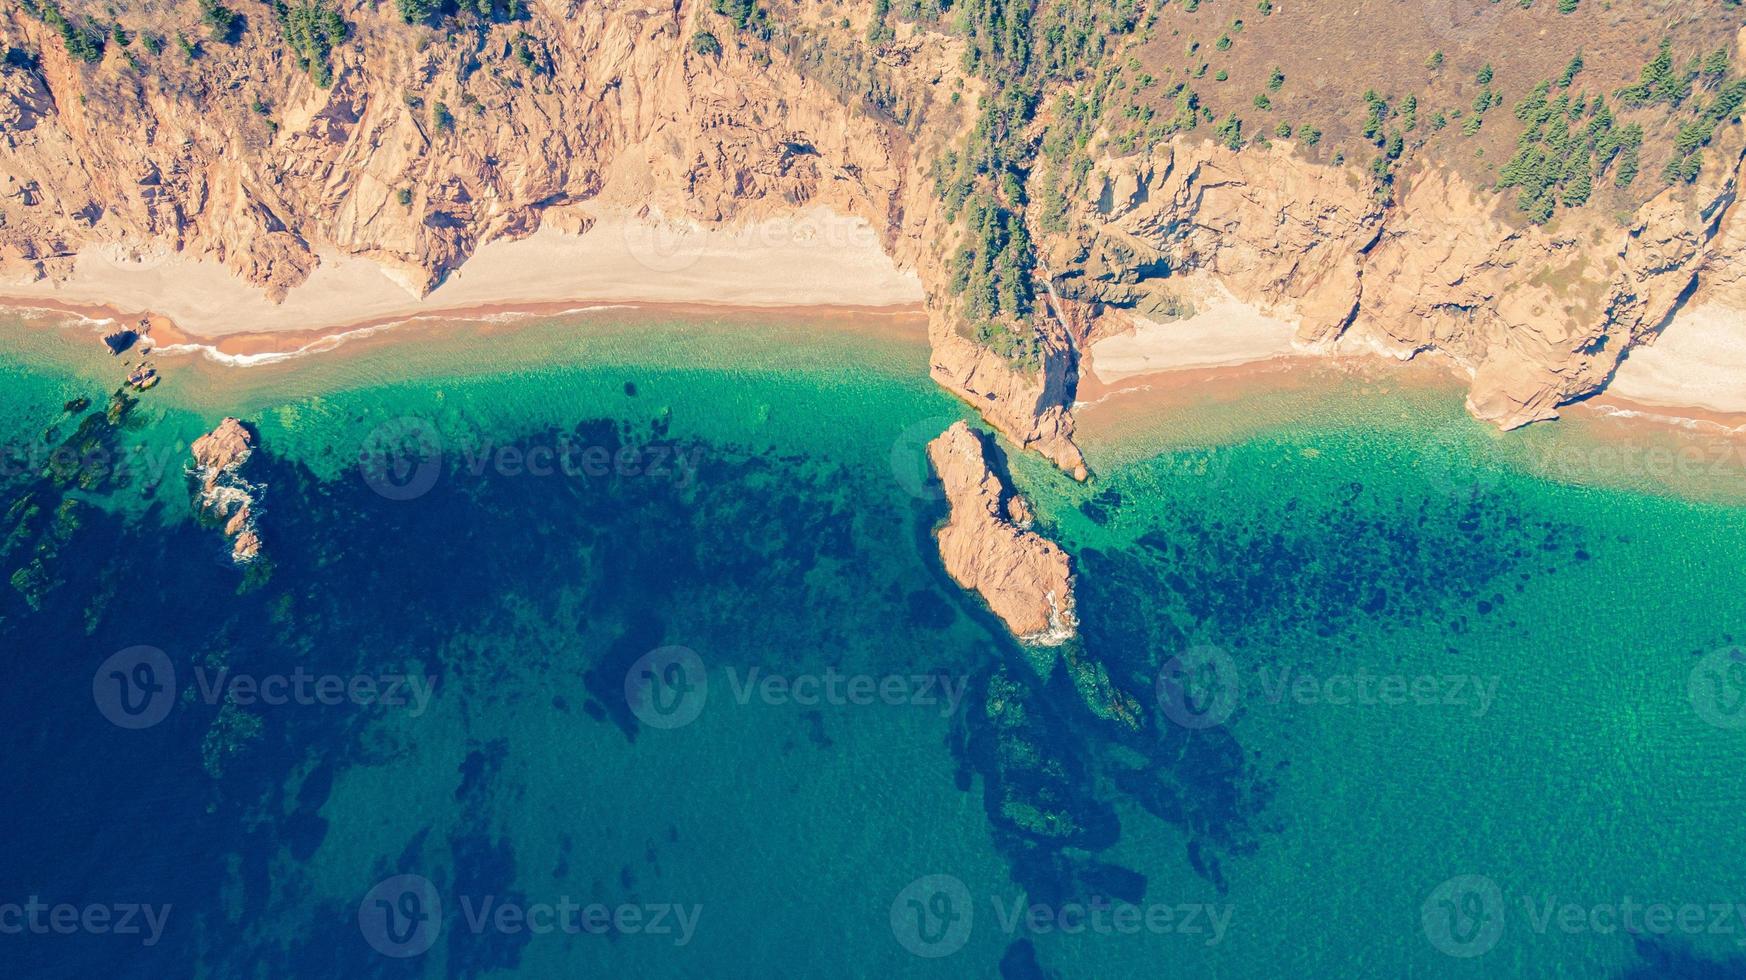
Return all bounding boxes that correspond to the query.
[1054,133,1746,430]
[927,421,1075,645]
[190,417,262,564]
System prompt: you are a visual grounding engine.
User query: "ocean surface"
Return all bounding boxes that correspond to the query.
[2,309,1744,978]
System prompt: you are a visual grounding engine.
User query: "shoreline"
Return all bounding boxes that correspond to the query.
[2,293,929,367]
[5,221,1744,458]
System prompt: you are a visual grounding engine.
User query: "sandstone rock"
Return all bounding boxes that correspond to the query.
[191,418,253,479]
[927,422,1075,645]
[125,361,158,391]
[190,418,263,565]
[1052,133,1746,432]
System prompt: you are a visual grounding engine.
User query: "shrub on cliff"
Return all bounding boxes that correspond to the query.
[396,0,440,24]
[691,31,721,56]
[272,0,347,87]
[18,0,105,64]
[200,0,242,43]
[711,0,771,39]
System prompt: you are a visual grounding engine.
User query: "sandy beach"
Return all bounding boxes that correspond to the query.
[0,206,922,341]
[1082,275,1303,387]
[1604,301,1746,417]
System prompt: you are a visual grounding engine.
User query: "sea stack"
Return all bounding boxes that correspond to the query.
[190,417,263,564]
[927,421,1076,645]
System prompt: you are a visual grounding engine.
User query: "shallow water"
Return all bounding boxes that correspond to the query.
[2,311,1744,978]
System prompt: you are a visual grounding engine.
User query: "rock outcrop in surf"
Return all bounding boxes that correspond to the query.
[927,421,1076,645]
[190,417,262,565]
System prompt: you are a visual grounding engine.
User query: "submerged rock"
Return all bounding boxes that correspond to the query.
[125,361,159,391]
[927,421,1076,645]
[190,417,263,564]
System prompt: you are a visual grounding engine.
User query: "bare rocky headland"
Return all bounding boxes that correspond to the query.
[927,421,1076,645]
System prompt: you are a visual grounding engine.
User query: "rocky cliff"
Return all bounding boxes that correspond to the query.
[927,420,1076,644]
[1059,128,1745,429]
[3,1,1745,469]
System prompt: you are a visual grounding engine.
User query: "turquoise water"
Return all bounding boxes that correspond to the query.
[2,311,1744,977]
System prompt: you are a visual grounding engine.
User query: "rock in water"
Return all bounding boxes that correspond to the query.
[927,421,1076,645]
[190,417,263,564]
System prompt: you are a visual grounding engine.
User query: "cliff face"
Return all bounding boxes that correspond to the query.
[1061,132,1746,429]
[0,1,945,293]
[3,2,1745,472]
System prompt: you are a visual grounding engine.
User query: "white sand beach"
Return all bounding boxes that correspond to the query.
[1607,303,1746,415]
[1086,276,1302,384]
[0,206,922,338]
